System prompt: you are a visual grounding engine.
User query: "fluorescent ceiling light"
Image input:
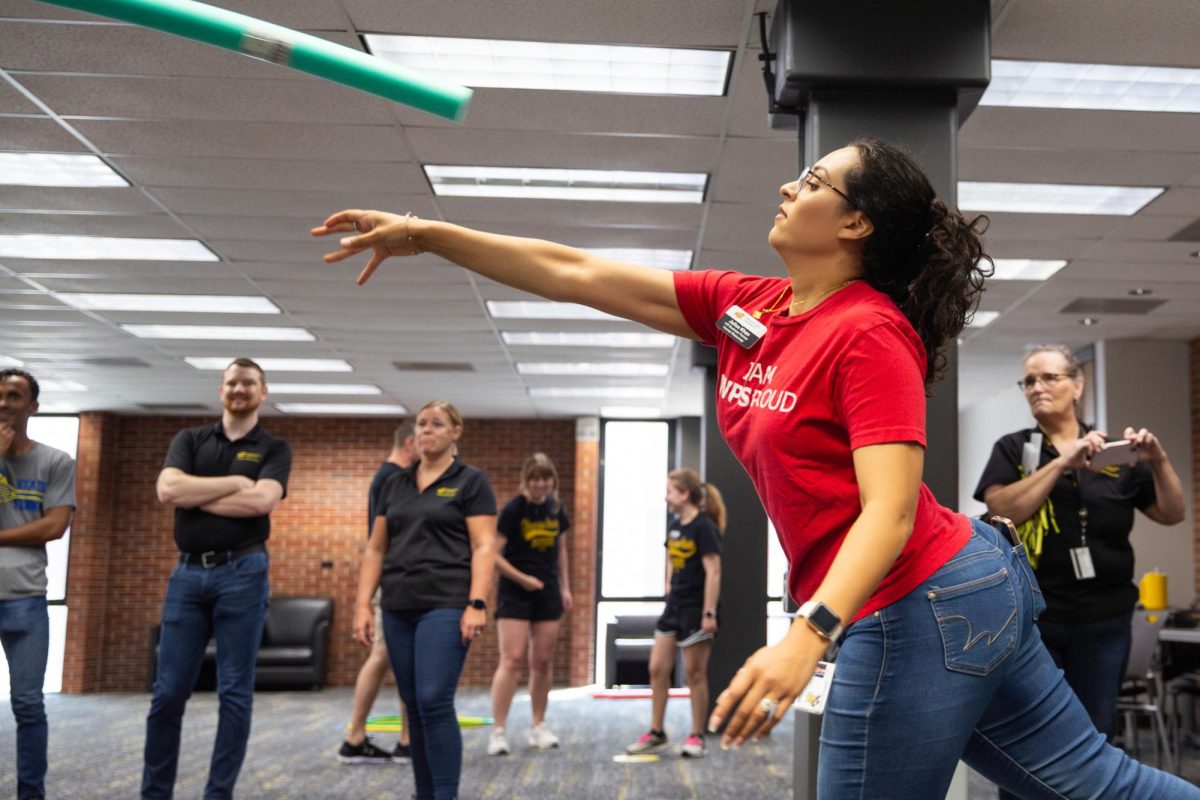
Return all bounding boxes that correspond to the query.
[517,362,669,377]
[122,324,314,341]
[185,357,352,372]
[989,259,1069,281]
[983,59,1200,113]
[958,182,1162,215]
[529,386,665,399]
[364,35,731,96]
[501,331,675,348]
[0,153,128,187]
[968,311,1000,328]
[0,356,25,368]
[276,403,409,415]
[0,235,218,261]
[266,383,382,395]
[487,301,620,321]
[38,379,88,392]
[425,165,706,204]
[582,248,693,270]
[600,405,663,418]
[58,293,280,314]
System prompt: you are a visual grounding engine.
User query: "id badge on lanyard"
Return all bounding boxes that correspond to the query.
[1069,501,1095,580]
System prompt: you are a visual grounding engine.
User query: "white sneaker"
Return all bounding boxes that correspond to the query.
[527,722,560,750]
[487,727,510,756]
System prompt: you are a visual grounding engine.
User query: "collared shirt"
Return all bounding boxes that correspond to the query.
[377,458,496,610]
[163,422,291,554]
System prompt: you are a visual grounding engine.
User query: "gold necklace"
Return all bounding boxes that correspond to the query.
[788,278,859,313]
[753,285,793,319]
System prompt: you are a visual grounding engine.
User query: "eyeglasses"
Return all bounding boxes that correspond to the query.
[798,165,856,208]
[1018,372,1075,391]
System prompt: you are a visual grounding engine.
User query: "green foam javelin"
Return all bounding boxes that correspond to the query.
[41,0,472,121]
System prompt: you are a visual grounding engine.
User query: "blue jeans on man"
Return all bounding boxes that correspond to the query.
[383,607,470,800]
[0,595,49,800]
[819,518,1199,799]
[142,551,269,800]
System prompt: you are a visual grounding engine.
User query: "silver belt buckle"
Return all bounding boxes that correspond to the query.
[988,516,1020,548]
[200,550,219,568]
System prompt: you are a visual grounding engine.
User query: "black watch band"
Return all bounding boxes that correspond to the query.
[468,598,487,611]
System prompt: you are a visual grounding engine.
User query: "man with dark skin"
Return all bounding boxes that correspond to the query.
[0,369,75,800]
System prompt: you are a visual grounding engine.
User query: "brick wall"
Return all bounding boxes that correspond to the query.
[63,413,597,692]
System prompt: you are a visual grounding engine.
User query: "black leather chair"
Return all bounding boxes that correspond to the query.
[604,614,684,688]
[148,595,333,691]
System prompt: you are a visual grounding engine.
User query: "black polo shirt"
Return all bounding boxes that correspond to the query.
[163,422,292,554]
[974,426,1155,624]
[377,459,496,610]
[367,461,403,537]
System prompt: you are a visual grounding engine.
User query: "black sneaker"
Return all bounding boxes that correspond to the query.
[392,743,412,764]
[338,737,392,764]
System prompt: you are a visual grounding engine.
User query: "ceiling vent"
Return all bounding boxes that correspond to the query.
[1168,219,1200,241]
[138,403,211,412]
[392,361,475,372]
[80,356,152,367]
[1059,298,1165,315]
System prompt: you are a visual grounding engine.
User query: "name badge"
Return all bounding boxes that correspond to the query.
[716,305,767,349]
[1069,546,1096,580]
[793,660,835,715]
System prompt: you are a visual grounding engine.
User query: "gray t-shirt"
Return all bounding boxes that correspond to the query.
[0,441,77,599]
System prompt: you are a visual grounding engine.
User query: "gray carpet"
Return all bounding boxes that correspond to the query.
[0,688,1195,798]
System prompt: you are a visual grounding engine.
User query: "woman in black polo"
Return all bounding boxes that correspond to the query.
[353,400,496,800]
[487,453,573,756]
[975,344,1185,792]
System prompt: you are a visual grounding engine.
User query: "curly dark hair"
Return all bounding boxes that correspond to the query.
[841,137,992,389]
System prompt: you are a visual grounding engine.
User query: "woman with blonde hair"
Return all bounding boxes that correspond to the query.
[626,469,725,759]
[487,453,573,756]
[352,400,496,800]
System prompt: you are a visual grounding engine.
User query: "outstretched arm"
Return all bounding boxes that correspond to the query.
[312,211,697,340]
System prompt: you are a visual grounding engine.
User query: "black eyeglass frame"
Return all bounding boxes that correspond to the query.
[799,165,857,208]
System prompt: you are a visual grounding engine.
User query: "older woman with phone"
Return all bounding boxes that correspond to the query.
[974,344,1185,777]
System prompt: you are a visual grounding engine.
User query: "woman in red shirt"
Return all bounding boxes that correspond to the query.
[315,138,1197,799]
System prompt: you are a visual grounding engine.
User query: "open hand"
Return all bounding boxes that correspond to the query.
[311,210,425,285]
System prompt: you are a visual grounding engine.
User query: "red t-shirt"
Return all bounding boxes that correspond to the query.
[674,270,970,621]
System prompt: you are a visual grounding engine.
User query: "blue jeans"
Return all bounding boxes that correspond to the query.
[820,518,1199,799]
[1038,611,1132,739]
[142,551,269,800]
[383,608,470,800]
[0,596,49,800]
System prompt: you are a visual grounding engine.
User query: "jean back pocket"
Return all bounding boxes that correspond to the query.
[928,567,1018,676]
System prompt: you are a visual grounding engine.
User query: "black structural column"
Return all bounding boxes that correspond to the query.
[763,2,990,797]
[692,342,771,724]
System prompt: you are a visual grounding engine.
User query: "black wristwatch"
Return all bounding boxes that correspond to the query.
[703,609,717,619]
[468,598,487,611]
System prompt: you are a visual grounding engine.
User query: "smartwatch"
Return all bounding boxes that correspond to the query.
[468,598,487,611]
[797,600,842,641]
[703,609,717,619]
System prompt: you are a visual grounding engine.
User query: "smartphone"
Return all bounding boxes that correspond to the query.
[1088,439,1137,469]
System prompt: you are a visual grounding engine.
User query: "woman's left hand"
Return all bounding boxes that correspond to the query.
[461,605,487,645]
[1124,426,1167,464]
[708,631,824,748]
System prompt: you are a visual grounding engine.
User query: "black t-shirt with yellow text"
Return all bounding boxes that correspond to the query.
[497,494,570,584]
[666,513,721,605]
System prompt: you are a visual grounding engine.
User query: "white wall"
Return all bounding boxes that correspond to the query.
[958,386,1036,516]
[1098,340,1196,608]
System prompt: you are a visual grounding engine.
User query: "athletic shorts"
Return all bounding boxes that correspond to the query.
[496,578,563,622]
[655,600,713,648]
